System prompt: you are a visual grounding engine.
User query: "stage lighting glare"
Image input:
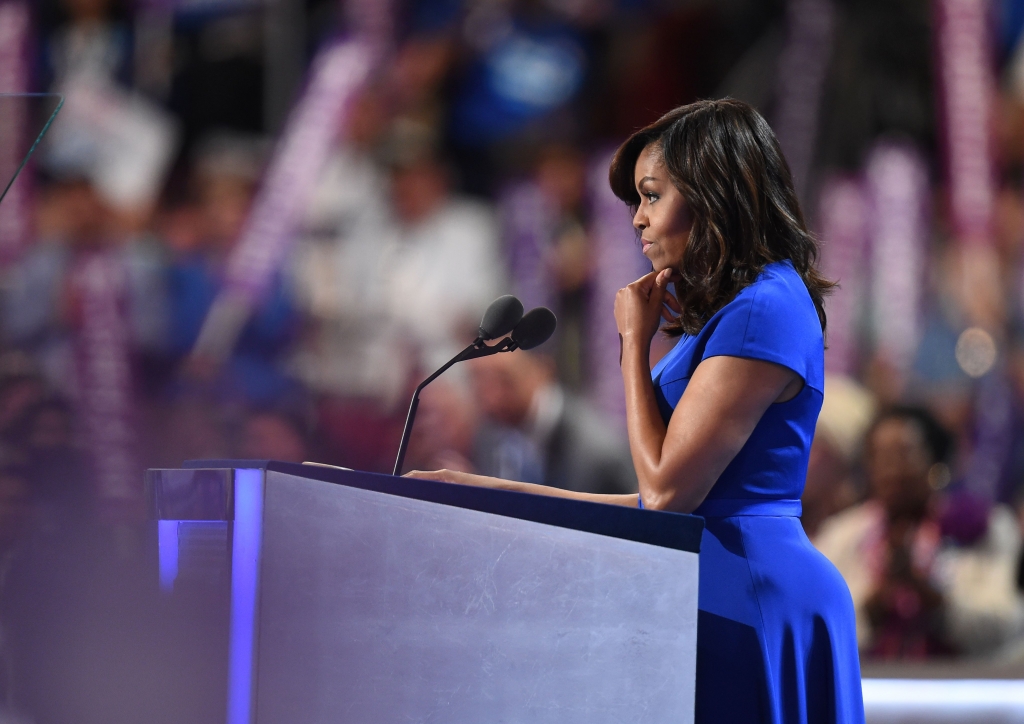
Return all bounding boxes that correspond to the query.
[862,678,1024,722]
[955,326,996,378]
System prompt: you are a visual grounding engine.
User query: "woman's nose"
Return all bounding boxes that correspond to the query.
[633,209,647,231]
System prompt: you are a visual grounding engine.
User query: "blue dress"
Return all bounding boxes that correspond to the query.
[648,261,864,724]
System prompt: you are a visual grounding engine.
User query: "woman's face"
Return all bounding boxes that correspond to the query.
[866,417,934,520]
[632,143,691,272]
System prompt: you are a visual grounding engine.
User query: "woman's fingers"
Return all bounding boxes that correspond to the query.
[619,269,682,341]
[404,470,444,480]
[631,271,659,296]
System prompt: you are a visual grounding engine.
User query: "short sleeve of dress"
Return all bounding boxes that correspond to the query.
[701,265,824,395]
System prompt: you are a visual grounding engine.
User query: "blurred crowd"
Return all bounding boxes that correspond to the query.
[1,0,1024,704]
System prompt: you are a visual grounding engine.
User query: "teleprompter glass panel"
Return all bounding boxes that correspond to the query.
[0,93,63,206]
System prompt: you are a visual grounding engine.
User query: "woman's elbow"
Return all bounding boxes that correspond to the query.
[637,469,711,513]
[637,488,697,514]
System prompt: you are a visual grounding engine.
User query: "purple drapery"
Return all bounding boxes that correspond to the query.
[0,1,34,269]
[866,141,929,375]
[934,0,996,246]
[819,176,868,375]
[934,0,1013,504]
[587,150,648,431]
[773,0,835,201]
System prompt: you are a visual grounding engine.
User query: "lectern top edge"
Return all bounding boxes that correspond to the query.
[167,458,704,554]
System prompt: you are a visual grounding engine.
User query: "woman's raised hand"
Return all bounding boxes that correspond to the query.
[614,268,682,349]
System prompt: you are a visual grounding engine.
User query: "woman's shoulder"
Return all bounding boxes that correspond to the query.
[701,260,825,392]
[710,260,819,329]
[655,260,824,386]
[733,259,813,305]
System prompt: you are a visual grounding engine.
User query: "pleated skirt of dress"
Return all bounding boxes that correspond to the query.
[694,514,865,724]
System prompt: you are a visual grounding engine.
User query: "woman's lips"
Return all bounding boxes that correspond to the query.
[641,240,653,254]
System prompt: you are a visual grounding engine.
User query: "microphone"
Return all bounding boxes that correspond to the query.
[477,295,524,341]
[392,298,556,475]
[510,307,556,350]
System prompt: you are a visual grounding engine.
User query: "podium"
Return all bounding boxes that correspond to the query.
[147,460,704,724]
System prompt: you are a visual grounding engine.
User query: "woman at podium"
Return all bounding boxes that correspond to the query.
[410,98,864,724]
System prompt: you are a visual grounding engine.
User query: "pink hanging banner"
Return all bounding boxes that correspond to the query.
[934,0,996,244]
[819,176,868,375]
[587,150,650,431]
[193,38,378,360]
[773,0,835,200]
[866,141,929,375]
[0,0,34,269]
[222,40,375,302]
[501,182,556,314]
[70,250,141,518]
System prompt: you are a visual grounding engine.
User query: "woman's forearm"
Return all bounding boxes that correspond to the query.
[405,469,639,508]
[620,339,673,507]
[621,348,803,512]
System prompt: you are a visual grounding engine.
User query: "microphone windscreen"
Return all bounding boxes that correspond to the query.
[511,307,557,350]
[478,295,524,340]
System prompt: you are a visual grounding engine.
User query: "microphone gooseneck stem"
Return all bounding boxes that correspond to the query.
[392,393,419,477]
[392,337,515,476]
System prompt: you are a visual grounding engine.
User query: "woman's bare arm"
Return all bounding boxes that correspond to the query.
[407,271,799,513]
[404,469,640,507]
[614,269,800,513]
[406,352,795,514]
[621,350,798,513]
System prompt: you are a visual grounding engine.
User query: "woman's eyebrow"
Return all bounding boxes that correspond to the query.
[636,175,658,188]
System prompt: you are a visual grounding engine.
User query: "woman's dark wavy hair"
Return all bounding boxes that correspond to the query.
[609,98,834,337]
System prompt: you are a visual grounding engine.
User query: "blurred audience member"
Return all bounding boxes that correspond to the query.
[4,177,166,397]
[151,396,230,469]
[468,351,636,495]
[449,8,588,193]
[802,375,876,538]
[405,379,543,482]
[816,406,1024,658]
[385,33,455,126]
[534,145,593,391]
[4,178,99,395]
[290,92,397,404]
[164,135,300,406]
[0,362,93,520]
[291,117,506,471]
[376,120,506,373]
[44,0,133,88]
[817,406,954,657]
[236,409,310,463]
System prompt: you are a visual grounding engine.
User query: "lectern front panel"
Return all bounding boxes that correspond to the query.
[254,470,698,724]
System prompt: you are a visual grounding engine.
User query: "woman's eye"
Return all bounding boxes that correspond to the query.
[645,193,659,203]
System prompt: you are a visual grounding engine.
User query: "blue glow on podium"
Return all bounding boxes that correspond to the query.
[157,520,179,592]
[227,469,264,724]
